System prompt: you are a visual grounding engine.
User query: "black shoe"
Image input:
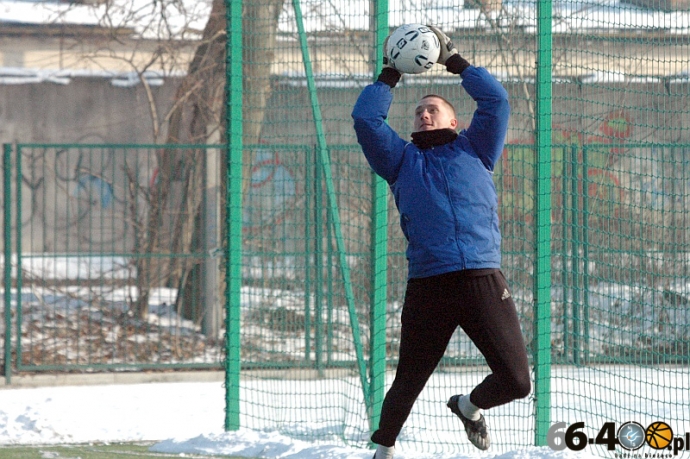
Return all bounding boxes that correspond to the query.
[447,394,490,450]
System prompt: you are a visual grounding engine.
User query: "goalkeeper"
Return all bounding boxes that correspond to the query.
[351,26,531,459]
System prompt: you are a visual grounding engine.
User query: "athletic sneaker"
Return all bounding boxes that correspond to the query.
[447,394,490,450]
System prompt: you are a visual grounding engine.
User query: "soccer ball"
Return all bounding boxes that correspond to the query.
[386,24,441,74]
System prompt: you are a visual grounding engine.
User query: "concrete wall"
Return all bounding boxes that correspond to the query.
[0,77,179,145]
[1,75,688,255]
[262,76,690,146]
[2,75,688,147]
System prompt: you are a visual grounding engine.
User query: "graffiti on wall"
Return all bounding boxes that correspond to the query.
[498,110,633,224]
[243,145,299,234]
[20,139,120,251]
[18,137,158,252]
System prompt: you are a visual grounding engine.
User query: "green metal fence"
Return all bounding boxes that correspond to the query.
[2,144,228,378]
[2,139,689,453]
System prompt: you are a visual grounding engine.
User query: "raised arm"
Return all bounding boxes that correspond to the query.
[351,69,408,184]
[428,25,510,171]
[460,67,510,171]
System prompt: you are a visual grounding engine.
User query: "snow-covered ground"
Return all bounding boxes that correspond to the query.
[1,259,688,458]
[0,365,688,458]
[0,378,591,459]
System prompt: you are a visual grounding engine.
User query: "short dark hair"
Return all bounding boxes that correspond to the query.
[419,94,456,116]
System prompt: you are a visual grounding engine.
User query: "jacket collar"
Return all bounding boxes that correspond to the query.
[411,128,458,150]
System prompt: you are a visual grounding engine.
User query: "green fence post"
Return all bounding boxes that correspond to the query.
[570,141,581,365]
[368,0,389,436]
[224,0,243,432]
[3,144,11,385]
[304,147,313,363]
[581,145,590,364]
[314,145,324,374]
[561,146,574,362]
[326,197,334,365]
[534,0,553,446]
[14,145,22,374]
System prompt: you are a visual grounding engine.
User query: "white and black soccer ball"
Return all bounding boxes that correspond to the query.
[386,24,441,74]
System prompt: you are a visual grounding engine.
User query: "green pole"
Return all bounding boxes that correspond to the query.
[3,144,12,385]
[561,147,573,362]
[224,0,242,432]
[304,148,312,362]
[14,145,22,373]
[570,140,580,365]
[534,0,553,446]
[292,0,371,405]
[581,145,590,364]
[314,145,324,373]
[368,0,388,436]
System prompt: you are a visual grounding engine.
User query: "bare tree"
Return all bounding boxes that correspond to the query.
[133,0,288,319]
[132,0,228,319]
[36,0,287,320]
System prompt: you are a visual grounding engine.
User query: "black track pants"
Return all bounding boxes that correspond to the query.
[370,269,531,448]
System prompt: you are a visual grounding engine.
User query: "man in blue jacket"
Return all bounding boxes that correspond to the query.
[352,26,531,459]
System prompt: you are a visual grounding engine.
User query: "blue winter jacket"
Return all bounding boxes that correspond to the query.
[351,66,510,279]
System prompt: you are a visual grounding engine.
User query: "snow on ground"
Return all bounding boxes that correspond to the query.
[2,368,687,458]
[0,378,598,458]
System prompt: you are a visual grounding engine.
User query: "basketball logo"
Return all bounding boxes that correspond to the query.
[646,421,673,449]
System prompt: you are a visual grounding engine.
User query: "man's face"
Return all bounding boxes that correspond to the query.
[413,96,458,132]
